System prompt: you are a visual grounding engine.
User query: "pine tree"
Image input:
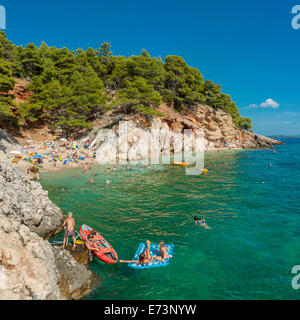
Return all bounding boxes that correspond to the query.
[20,43,44,78]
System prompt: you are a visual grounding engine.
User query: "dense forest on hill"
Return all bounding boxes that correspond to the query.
[0,31,252,135]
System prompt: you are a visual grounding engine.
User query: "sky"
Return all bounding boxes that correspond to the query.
[1,0,300,135]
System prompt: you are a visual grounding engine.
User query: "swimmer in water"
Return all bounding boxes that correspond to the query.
[194,216,210,229]
[83,163,89,173]
[90,178,94,184]
[106,180,110,186]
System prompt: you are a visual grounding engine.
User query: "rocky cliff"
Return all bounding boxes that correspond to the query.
[0,161,63,239]
[0,130,93,300]
[88,103,281,163]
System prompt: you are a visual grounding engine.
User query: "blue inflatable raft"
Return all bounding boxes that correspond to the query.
[128,243,174,270]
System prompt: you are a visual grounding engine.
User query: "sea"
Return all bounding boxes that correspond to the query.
[40,138,300,300]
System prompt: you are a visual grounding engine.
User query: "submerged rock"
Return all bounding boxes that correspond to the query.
[64,243,90,265]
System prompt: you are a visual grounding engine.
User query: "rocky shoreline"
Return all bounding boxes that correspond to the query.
[0,129,94,300]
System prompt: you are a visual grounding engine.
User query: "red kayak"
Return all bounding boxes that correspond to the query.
[80,224,118,264]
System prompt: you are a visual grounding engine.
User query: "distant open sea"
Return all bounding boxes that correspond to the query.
[41,138,300,300]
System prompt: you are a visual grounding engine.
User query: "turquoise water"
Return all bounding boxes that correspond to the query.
[41,138,300,300]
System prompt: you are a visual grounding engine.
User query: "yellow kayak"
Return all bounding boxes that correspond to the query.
[172,161,189,167]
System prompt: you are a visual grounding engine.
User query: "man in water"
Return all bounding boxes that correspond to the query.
[62,212,76,249]
[83,231,99,262]
[154,241,173,261]
[119,240,154,264]
[194,216,210,229]
[83,163,89,173]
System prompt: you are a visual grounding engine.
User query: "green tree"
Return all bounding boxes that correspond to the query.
[20,43,44,78]
[99,42,112,58]
[0,58,16,124]
[0,58,15,92]
[237,117,252,131]
[163,55,205,109]
[51,47,77,84]
[117,77,163,116]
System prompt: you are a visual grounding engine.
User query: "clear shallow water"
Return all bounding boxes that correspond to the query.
[41,138,300,300]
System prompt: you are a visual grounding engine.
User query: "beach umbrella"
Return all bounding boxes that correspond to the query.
[10,150,21,155]
[59,138,68,142]
[91,139,97,147]
[33,154,43,159]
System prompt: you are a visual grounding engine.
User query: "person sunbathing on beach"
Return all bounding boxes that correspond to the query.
[194,216,210,229]
[62,212,76,249]
[119,240,154,264]
[154,241,173,261]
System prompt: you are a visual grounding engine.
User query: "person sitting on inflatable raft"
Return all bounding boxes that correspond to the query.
[119,240,172,265]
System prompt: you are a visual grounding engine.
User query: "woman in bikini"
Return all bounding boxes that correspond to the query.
[154,241,173,261]
[119,240,154,264]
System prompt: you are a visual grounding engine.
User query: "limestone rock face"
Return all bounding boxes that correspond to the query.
[0,161,64,239]
[91,102,281,164]
[0,132,93,300]
[52,247,92,300]
[0,215,61,300]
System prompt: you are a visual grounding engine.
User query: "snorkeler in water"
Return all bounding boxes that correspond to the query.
[194,216,210,229]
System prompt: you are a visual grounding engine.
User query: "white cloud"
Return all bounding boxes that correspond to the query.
[248,98,279,109]
[260,98,279,109]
